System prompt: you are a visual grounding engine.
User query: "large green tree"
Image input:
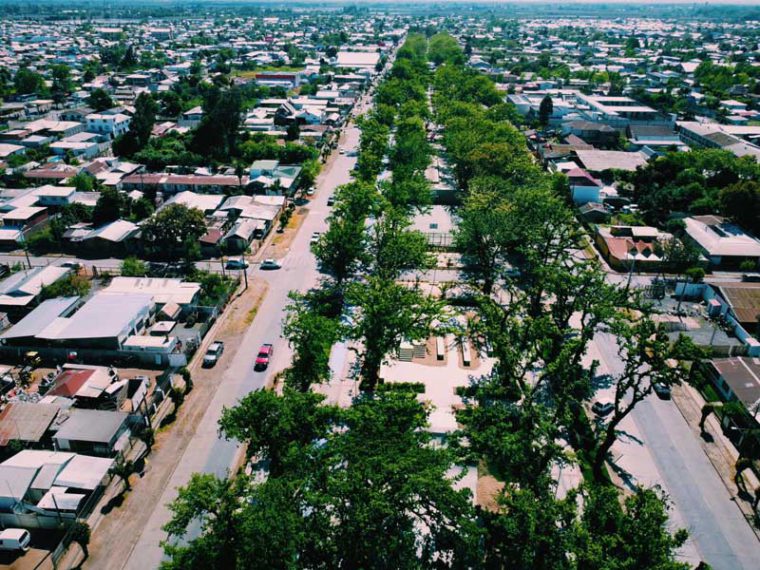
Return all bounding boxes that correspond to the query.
[140,204,206,260]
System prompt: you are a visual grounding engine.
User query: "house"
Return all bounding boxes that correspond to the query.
[0,143,26,161]
[0,450,114,522]
[218,194,284,236]
[0,206,48,231]
[101,277,201,313]
[50,132,102,159]
[247,161,302,195]
[712,283,760,334]
[574,93,667,127]
[578,202,610,223]
[677,121,760,161]
[180,106,203,126]
[595,225,668,271]
[85,113,131,139]
[627,125,684,151]
[683,215,760,269]
[162,191,225,215]
[706,358,760,420]
[0,402,62,449]
[223,218,265,253]
[1,293,152,350]
[574,150,649,175]
[68,219,140,256]
[53,409,130,456]
[0,265,71,321]
[566,167,604,204]
[45,365,125,410]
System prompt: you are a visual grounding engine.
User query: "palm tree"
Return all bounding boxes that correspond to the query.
[111,456,135,491]
[70,521,91,560]
[734,456,755,493]
[699,402,723,434]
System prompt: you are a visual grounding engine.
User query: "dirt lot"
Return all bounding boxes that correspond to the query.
[81,279,268,570]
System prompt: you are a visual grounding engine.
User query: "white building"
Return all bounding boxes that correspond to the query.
[85,113,131,139]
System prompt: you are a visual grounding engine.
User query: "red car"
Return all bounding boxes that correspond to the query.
[255,344,273,371]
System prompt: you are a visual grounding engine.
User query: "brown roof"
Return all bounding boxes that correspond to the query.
[200,228,224,245]
[48,369,95,398]
[0,402,61,445]
[719,283,760,325]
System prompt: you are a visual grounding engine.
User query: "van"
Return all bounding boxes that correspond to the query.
[0,529,31,552]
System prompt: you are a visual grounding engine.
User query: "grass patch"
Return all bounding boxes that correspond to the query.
[245,305,259,325]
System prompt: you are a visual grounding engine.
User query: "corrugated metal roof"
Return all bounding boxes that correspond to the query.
[0,402,61,445]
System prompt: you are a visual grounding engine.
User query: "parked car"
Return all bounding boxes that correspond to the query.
[306,187,315,196]
[591,400,615,417]
[310,231,322,244]
[653,383,671,400]
[260,259,281,270]
[741,273,760,283]
[255,344,273,371]
[203,341,225,367]
[226,259,249,270]
[0,529,30,552]
[327,196,335,206]
[60,261,83,271]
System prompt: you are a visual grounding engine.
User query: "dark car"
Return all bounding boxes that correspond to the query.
[254,344,273,371]
[653,383,671,400]
[226,259,249,270]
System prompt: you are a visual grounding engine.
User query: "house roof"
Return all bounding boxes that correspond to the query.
[575,150,648,172]
[82,219,139,243]
[0,402,61,445]
[47,368,96,398]
[0,296,79,340]
[710,357,760,413]
[685,216,760,258]
[54,454,114,489]
[102,277,200,306]
[53,409,128,444]
[0,465,37,501]
[37,292,153,341]
[163,191,224,213]
[0,265,70,307]
[717,283,760,325]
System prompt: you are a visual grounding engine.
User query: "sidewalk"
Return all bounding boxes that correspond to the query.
[671,381,760,539]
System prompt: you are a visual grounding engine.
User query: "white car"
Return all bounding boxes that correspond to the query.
[203,341,225,367]
[260,258,281,270]
[310,232,322,244]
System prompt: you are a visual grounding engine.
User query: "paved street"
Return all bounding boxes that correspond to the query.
[592,331,760,570]
[116,110,363,570]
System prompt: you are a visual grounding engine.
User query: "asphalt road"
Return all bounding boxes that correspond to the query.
[117,119,363,569]
[593,331,760,570]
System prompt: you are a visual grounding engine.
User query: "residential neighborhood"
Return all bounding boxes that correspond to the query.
[0,2,758,570]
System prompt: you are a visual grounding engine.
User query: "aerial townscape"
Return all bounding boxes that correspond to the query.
[0,1,759,569]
